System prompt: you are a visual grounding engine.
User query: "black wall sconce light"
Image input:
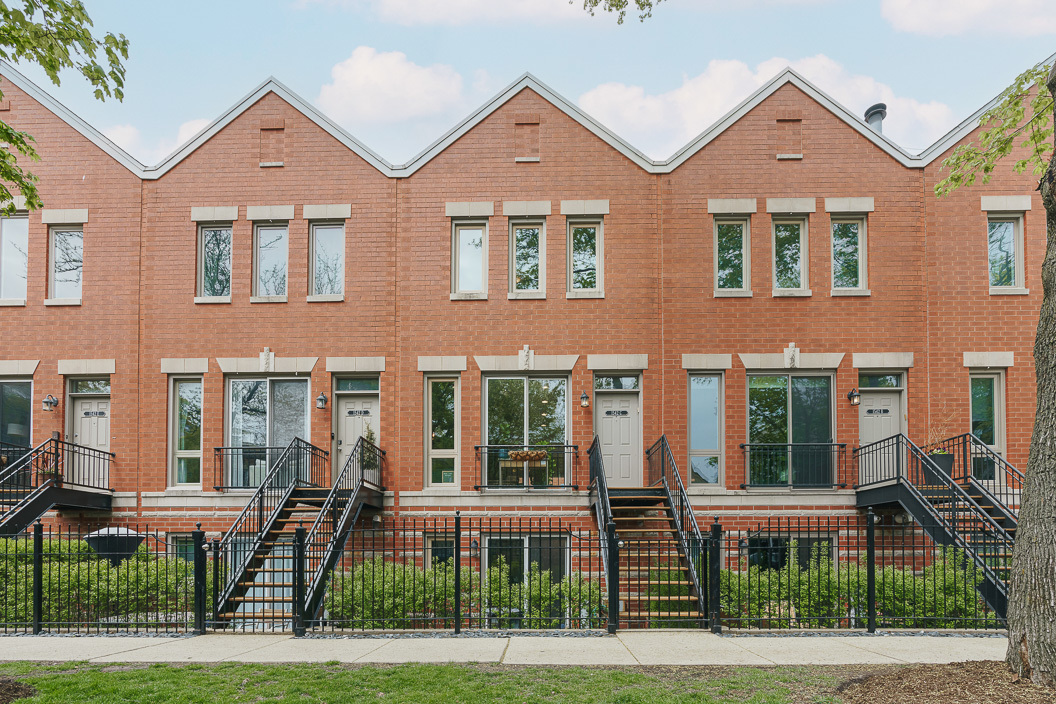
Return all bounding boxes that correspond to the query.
[846,388,861,406]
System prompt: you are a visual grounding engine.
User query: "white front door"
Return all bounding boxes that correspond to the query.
[336,394,379,473]
[71,396,110,485]
[596,392,641,487]
[858,391,901,446]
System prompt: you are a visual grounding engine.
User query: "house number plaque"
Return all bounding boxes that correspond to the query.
[347,410,371,416]
[82,411,107,417]
[605,410,629,416]
[865,409,890,415]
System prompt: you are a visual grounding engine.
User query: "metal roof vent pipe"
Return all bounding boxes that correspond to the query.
[864,103,887,133]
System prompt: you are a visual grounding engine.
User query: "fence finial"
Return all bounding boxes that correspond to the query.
[195,522,201,530]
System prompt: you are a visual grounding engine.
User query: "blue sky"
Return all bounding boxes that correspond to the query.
[9,0,1056,165]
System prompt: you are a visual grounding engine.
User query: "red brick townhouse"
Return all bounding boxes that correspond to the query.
[0,58,1045,558]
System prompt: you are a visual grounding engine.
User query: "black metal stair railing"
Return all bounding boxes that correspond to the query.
[922,433,1022,521]
[855,433,1014,616]
[645,435,706,620]
[0,438,114,534]
[302,436,386,621]
[212,438,329,620]
[587,436,613,576]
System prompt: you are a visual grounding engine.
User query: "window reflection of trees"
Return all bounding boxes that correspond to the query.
[313,226,344,295]
[831,222,859,288]
[514,227,540,290]
[202,227,231,297]
[988,221,1015,286]
[53,229,83,297]
[716,223,743,289]
[774,224,800,289]
[571,227,597,289]
[257,228,287,296]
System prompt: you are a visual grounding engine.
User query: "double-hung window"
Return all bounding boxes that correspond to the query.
[226,377,309,487]
[198,224,232,298]
[484,376,568,487]
[830,218,867,293]
[172,378,202,486]
[714,218,750,294]
[567,220,603,297]
[509,221,545,298]
[426,378,458,486]
[987,216,1025,291]
[485,534,569,626]
[452,222,487,299]
[310,222,345,298]
[0,215,28,303]
[688,374,722,484]
[746,374,833,487]
[254,224,288,298]
[49,226,83,301]
[772,218,808,295]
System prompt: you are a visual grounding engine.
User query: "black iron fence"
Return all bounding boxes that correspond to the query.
[715,513,1004,630]
[0,521,204,634]
[311,515,606,632]
[213,445,332,491]
[474,445,579,489]
[739,443,847,488]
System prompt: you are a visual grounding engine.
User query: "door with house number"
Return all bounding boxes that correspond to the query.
[858,390,902,480]
[72,397,110,486]
[337,394,379,474]
[596,392,641,487]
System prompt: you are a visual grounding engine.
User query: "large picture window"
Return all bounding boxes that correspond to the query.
[484,377,567,487]
[747,374,833,486]
[225,377,308,487]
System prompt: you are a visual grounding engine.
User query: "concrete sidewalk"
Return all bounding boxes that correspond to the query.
[0,633,1008,666]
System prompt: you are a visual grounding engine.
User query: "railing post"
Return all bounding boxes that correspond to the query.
[453,511,462,634]
[293,524,306,637]
[211,538,221,626]
[709,517,722,634]
[866,509,876,634]
[606,521,619,634]
[192,523,206,634]
[32,520,43,635]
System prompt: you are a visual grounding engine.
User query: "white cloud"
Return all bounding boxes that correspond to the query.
[317,47,464,124]
[881,0,1056,36]
[103,118,211,165]
[579,55,956,158]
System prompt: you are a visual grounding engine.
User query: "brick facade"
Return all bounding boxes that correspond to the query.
[0,67,1043,534]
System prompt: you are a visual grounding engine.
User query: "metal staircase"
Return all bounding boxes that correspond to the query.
[0,438,114,536]
[587,435,706,627]
[855,433,1014,618]
[212,437,383,630]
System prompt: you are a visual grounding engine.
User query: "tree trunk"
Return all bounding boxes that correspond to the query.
[1007,64,1056,688]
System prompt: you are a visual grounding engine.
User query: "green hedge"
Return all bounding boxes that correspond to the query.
[323,556,604,630]
[0,538,199,629]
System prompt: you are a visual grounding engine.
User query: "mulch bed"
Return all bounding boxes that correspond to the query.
[837,661,1054,704]
[0,678,34,704]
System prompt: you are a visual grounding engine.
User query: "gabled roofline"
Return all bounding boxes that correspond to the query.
[4,52,1053,180]
[144,76,394,179]
[0,61,146,175]
[392,72,664,176]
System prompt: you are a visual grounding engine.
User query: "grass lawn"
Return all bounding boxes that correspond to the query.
[0,662,842,704]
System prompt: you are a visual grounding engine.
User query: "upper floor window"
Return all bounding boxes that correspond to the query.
[452,222,487,298]
[988,216,1024,290]
[310,222,344,297]
[772,218,808,294]
[172,378,202,486]
[568,221,603,296]
[831,218,867,291]
[198,224,232,298]
[254,224,288,297]
[49,226,83,300]
[510,221,544,297]
[715,218,750,294]
[0,216,28,302]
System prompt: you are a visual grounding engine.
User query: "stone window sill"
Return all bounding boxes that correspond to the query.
[714,290,752,298]
[250,295,288,304]
[450,292,487,301]
[508,290,545,300]
[194,296,231,304]
[307,294,344,302]
[0,298,26,307]
[566,290,604,299]
[44,298,80,306]
[990,287,1029,296]
[771,289,812,298]
[830,289,871,297]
